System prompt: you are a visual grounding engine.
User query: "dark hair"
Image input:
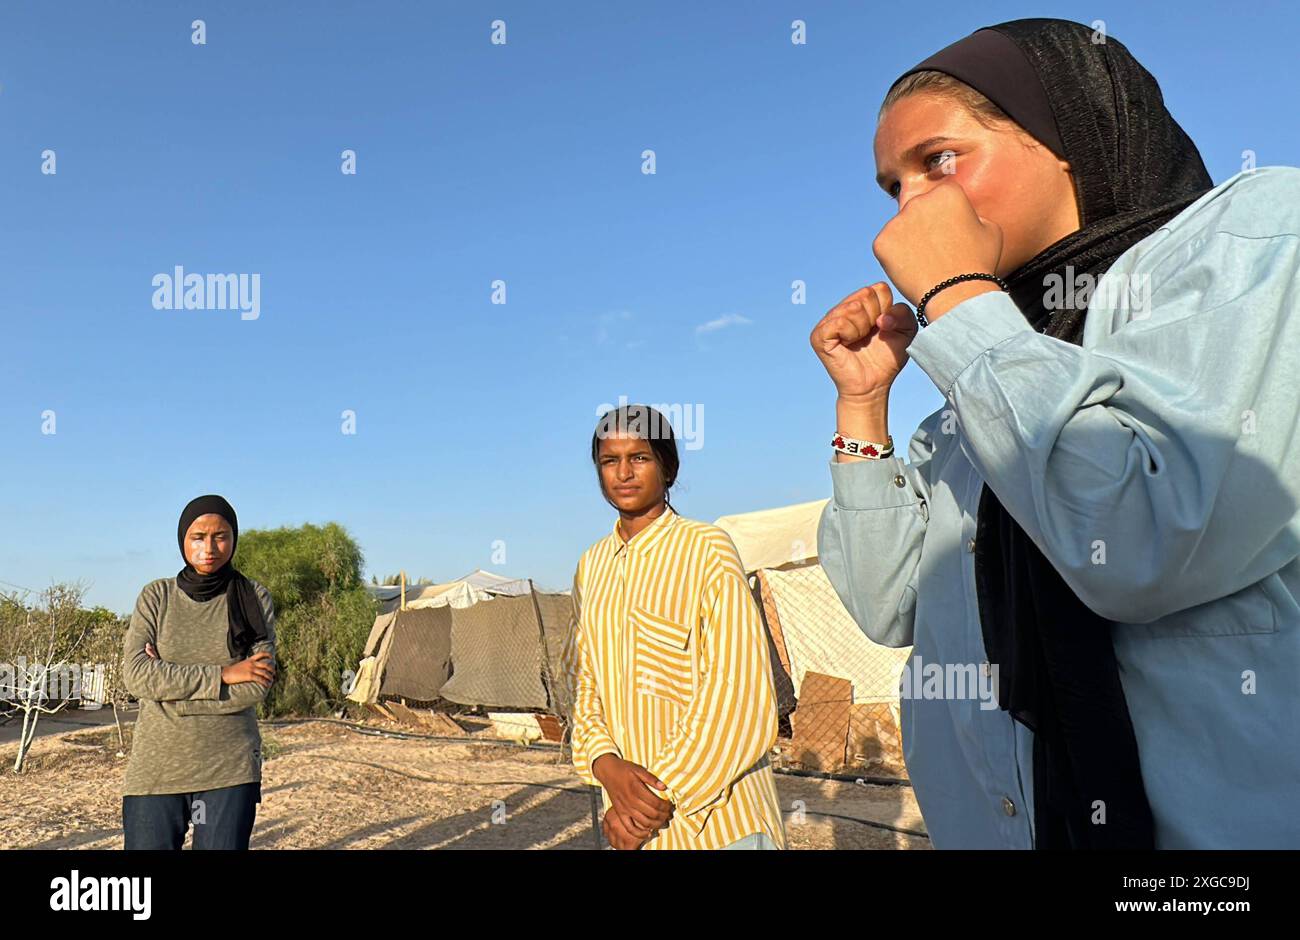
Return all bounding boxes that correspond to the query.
[590,404,680,508]
[879,69,1016,135]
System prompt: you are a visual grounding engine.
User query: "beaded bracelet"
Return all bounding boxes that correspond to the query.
[832,432,894,459]
[915,272,1009,327]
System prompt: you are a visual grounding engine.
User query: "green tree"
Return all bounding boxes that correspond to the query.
[235,522,365,609]
[234,523,376,717]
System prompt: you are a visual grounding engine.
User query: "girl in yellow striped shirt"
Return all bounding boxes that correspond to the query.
[564,403,787,850]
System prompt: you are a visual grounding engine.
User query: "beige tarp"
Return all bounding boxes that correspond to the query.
[363,611,397,658]
[348,656,382,704]
[348,611,400,704]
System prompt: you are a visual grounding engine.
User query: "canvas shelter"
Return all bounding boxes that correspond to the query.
[348,581,576,714]
[366,569,532,615]
[713,499,912,708]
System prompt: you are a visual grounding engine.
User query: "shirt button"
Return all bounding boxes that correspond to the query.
[1002,797,1017,817]
[967,537,976,552]
[892,474,906,488]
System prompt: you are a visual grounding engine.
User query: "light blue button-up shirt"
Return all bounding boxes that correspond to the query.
[819,166,1300,849]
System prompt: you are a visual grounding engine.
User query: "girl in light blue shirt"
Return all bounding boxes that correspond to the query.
[812,18,1300,848]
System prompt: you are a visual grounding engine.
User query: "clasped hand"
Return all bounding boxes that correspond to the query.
[593,754,675,850]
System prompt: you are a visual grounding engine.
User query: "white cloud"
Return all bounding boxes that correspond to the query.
[695,313,752,335]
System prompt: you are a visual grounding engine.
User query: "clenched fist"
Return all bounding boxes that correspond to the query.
[872,179,1003,307]
[810,281,917,400]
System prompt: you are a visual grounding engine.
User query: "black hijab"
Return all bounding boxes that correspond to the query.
[889,18,1213,848]
[176,494,269,659]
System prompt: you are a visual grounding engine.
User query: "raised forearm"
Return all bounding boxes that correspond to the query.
[835,391,892,463]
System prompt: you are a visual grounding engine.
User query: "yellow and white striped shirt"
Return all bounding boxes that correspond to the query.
[563,506,787,849]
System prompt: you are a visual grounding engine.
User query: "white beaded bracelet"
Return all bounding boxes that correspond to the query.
[832,432,894,459]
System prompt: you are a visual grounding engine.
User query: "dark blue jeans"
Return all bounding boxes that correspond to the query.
[123,781,261,850]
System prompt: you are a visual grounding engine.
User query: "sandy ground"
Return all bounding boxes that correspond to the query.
[0,705,121,745]
[0,719,928,850]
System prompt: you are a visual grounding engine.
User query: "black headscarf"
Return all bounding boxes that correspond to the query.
[889,18,1213,848]
[176,494,269,659]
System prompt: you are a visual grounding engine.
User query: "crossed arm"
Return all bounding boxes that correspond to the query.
[121,583,277,716]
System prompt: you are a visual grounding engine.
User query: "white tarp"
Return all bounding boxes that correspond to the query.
[369,570,532,613]
[713,499,828,573]
[404,581,490,610]
[455,569,532,595]
[487,712,544,743]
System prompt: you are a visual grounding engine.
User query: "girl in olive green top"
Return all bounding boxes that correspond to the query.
[121,494,276,850]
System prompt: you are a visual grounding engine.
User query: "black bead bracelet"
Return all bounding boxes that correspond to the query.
[915,272,1010,327]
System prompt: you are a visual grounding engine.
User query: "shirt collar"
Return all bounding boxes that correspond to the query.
[609,505,677,558]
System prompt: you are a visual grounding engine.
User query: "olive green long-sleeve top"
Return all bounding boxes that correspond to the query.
[120,577,276,796]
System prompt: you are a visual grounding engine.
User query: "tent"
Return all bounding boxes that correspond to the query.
[439,593,550,709]
[714,498,911,702]
[763,564,910,704]
[348,584,576,714]
[366,569,533,614]
[348,606,453,704]
[714,499,911,772]
[713,499,828,573]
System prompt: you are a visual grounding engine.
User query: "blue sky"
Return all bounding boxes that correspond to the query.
[2,1,1297,613]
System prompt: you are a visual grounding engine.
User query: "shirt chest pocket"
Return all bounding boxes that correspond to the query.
[1132,577,1280,639]
[630,605,695,709]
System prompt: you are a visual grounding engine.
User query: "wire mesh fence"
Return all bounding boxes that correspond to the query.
[756,564,911,777]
